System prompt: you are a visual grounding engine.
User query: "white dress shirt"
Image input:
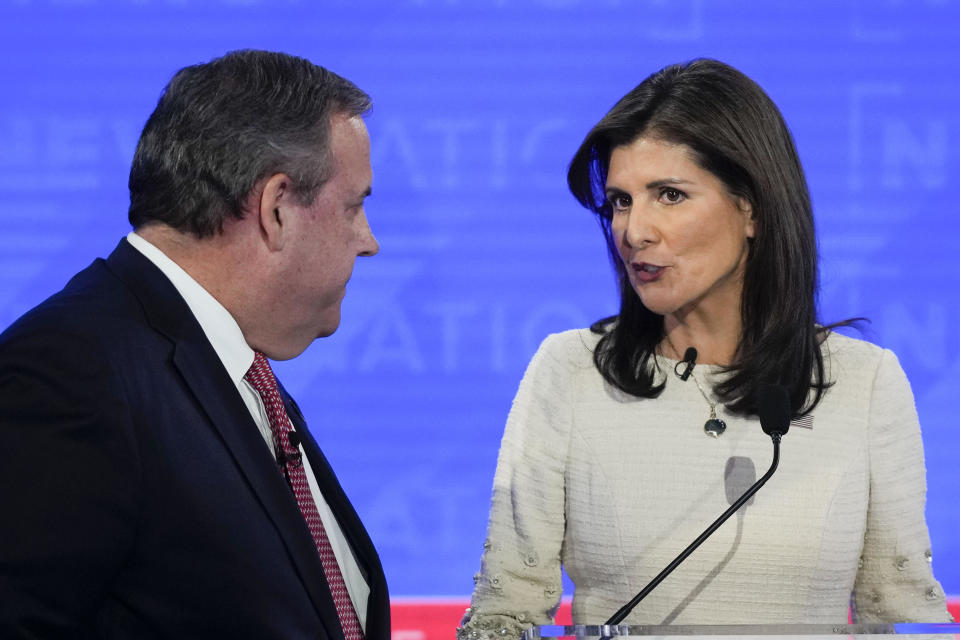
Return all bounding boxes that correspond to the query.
[126,232,369,628]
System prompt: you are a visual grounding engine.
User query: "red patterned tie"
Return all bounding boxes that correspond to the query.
[245,351,364,640]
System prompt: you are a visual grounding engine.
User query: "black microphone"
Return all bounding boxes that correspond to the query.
[758,384,791,440]
[603,384,792,627]
[287,429,302,450]
[276,430,303,471]
[674,347,697,381]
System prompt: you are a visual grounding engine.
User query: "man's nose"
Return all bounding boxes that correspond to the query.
[358,211,379,257]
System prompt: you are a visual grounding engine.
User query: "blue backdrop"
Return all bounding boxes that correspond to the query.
[2,0,958,599]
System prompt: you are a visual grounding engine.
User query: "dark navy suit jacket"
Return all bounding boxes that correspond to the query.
[0,239,390,639]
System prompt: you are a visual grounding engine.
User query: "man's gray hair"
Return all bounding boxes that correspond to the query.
[128,49,371,238]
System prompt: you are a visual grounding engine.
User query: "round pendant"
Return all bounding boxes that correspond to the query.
[704,418,727,438]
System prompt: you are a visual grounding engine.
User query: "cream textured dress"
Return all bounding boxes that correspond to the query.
[459,329,952,638]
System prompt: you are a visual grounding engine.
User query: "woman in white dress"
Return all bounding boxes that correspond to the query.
[458,58,952,638]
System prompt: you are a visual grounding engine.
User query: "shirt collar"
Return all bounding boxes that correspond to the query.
[126,231,255,385]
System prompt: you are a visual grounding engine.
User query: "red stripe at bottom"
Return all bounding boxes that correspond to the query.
[389,599,960,640]
[389,599,573,640]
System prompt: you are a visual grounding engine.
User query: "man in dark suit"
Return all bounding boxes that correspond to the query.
[0,50,389,639]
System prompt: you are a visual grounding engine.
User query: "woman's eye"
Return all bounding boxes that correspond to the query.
[608,194,631,211]
[659,188,686,204]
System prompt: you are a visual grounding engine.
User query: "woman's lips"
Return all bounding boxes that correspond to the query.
[631,262,665,283]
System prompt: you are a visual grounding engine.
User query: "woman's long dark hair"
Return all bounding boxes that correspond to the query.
[568,59,837,416]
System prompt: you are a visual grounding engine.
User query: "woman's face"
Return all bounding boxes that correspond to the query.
[606,137,755,325]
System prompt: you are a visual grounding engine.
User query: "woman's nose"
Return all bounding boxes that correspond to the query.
[620,207,658,250]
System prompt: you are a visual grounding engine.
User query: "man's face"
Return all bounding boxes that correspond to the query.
[278,114,378,347]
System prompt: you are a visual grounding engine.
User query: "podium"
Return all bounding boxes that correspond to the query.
[522,623,960,639]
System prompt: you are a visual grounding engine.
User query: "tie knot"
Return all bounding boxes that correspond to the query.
[245,351,278,398]
[244,350,293,454]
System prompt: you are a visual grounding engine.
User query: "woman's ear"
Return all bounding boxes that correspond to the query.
[739,197,755,239]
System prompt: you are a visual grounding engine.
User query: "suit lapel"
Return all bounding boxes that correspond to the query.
[282,391,377,580]
[104,239,347,637]
[281,389,391,638]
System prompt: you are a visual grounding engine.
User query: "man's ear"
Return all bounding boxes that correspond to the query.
[257,173,293,251]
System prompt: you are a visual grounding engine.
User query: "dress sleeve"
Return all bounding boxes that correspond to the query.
[851,348,953,622]
[458,334,575,640]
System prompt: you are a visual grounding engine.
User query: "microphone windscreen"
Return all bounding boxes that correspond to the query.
[682,347,698,364]
[758,384,791,436]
